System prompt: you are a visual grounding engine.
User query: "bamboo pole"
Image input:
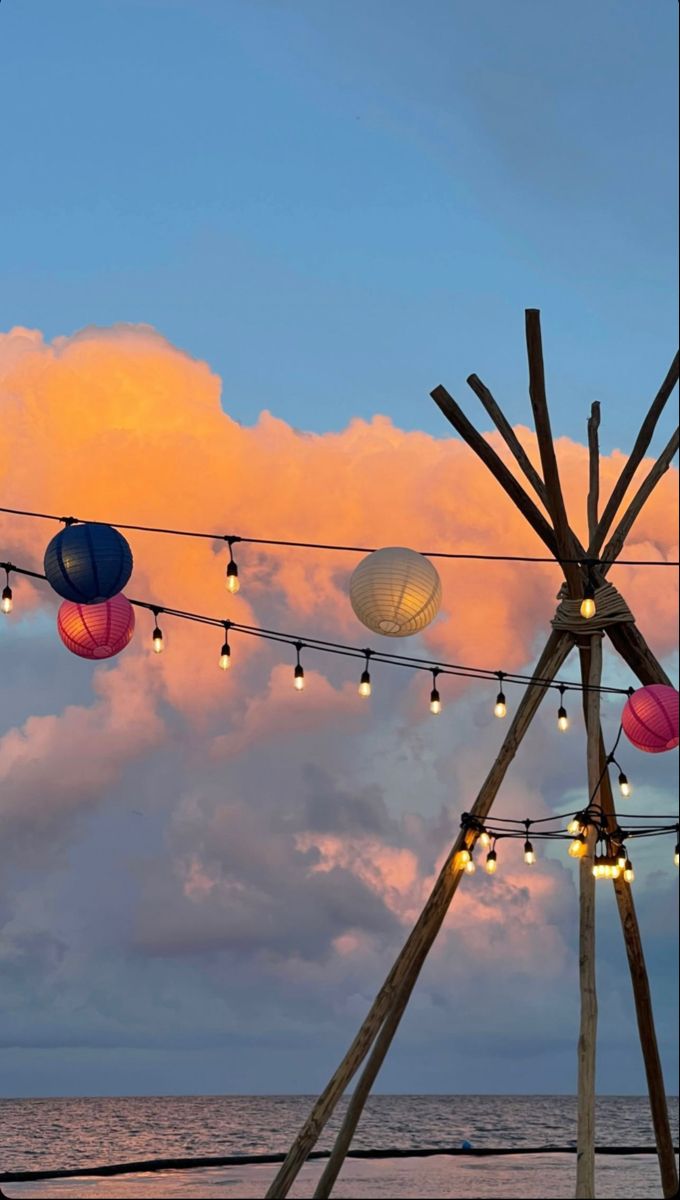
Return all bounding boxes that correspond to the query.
[576,634,602,1199]
[265,629,575,1199]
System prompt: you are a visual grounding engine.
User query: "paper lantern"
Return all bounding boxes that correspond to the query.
[57,594,135,660]
[622,684,679,754]
[44,522,133,603]
[349,547,442,637]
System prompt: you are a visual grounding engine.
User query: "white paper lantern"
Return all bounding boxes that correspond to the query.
[349,547,442,637]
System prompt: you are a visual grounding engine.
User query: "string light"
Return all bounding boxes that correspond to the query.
[358,650,372,697]
[494,672,507,719]
[464,855,476,875]
[617,770,631,798]
[624,858,635,884]
[0,558,639,703]
[675,835,679,868]
[218,622,231,670]
[151,609,164,654]
[485,847,498,874]
[293,641,305,691]
[479,830,491,849]
[429,669,442,715]
[456,848,471,870]
[569,832,587,858]
[1,567,12,614]
[557,685,569,732]
[567,815,583,836]
[225,537,240,595]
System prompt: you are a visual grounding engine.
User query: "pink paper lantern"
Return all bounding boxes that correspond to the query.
[57,594,135,660]
[622,684,679,754]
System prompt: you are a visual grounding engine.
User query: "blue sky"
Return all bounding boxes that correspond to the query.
[1,0,677,447]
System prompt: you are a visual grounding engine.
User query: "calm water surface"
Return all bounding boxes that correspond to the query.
[2,1094,678,1199]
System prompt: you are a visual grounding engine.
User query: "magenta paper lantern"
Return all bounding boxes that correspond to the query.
[622,684,679,754]
[57,594,135,660]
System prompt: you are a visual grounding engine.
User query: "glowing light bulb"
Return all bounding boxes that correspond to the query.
[494,693,507,719]
[523,839,536,865]
[567,817,582,836]
[358,669,372,697]
[674,843,679,868]
[226,561,240,594]
[464,858,476,874]
[294,664,305,691]
[624,861,635,884]
[456,849,471,869]
[152,625,164,654]
[485,849,497,874]
[618,772,631,798]
[569,834,587,859]
[1,585,12,614]
[430,687,442,715]
[557,706,569,732]
[219,641,231,670]
[479,830,491,849]
[592,861,600,879]
[617,851,627,870]
[580,579,597,620]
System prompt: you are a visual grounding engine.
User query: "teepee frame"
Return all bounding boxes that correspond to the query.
[266,311,679,1200]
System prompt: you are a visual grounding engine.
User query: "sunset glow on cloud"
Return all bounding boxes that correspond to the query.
[0,323,677,1095]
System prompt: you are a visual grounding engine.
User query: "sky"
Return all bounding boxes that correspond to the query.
[0,0,678,1100]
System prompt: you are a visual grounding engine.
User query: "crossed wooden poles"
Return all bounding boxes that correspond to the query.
[265,312,679,1200]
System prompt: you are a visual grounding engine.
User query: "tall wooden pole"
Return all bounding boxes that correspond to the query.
[266,630,575,1199]
[576,633,603,1199]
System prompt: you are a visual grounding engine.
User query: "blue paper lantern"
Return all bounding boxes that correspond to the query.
[44,522,133,604]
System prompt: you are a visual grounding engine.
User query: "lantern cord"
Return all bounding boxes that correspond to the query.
[0,558,645,698]
[0,505,677,567]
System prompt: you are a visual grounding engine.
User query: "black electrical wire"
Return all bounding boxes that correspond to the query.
[0,504,678,566]
[1,559,639,699]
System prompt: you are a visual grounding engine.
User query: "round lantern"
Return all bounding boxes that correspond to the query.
[57,594,135,660]
[44,522,133,604]
[349,547,442,637]
[622,684,679,754]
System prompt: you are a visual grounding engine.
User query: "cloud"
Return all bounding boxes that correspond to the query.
[0,323,676,1094]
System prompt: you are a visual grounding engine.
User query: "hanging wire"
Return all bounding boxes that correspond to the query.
[0,504,677,566]
[1,558,640,699]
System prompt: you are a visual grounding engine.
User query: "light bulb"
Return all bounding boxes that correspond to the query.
[569,834,587,858]
[618,772,631,798]
[674,843,679,868]
[456,849,471,868]
[580,596,596,620]
[567,817,582,836]
[557,706,569,732]
[464,858,476,874]
[617,851,627,870]
[592,862,600,878]
[624,862,635,883]
[226,560,240,594]
[219,641,231,670]
[152,625,164,654]
[485,849,497,874]
[294,664,305,691]
[430,687,442,715]
[494,692,507,719]
[1,585,12,614]
[479,830,491,849]
[358,669,372,697]
[523,839,536,865]
[611,865,620,880]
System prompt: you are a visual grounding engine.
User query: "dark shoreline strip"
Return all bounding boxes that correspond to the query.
[2,1145,677,1183]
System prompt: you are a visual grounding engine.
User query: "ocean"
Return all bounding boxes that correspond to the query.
[2,1094,678,1199]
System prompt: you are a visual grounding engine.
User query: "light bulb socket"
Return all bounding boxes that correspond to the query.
[485,849,497,873]
[1,584,12,613]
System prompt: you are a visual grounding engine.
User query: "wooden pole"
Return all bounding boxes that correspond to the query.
[588,351,679,557]
[576,649,678,1200]
[600,427,678,566]
[265,629,575,1199]
[466,372,549,506]
[576,634,602,1199]
[587,403,601,542]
